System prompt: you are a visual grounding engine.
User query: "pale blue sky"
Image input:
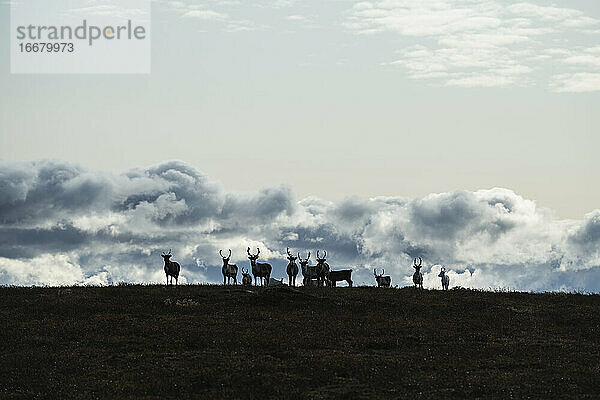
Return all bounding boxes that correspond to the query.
[1,0,599,218]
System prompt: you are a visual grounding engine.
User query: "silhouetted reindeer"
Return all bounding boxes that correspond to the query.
[315,250,330,287]
[286,247,299,287]
[219,249,238,285]
[374,269,391,287]
[161,250,180,285]
[298,251,317,286]
[241,268,252,286]
[327,269,353,287]
[247,247,272,286]
[438,267,450,290]
[413,257,424,289]
[268,277,285,287]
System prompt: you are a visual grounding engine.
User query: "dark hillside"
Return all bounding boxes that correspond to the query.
[1,285,599,399]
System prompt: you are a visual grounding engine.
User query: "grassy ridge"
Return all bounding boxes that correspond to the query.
[1,285,599,399]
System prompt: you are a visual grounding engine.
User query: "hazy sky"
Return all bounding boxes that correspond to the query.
[1,0,600,290]
[1,0,599,218]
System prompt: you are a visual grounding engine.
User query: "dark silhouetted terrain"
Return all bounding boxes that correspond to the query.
[1,285,599,399]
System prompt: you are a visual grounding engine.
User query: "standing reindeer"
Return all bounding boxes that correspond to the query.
[374,269,391,288]
[219,249,238,285]
[327,269,353,287]
[438,267,450,290]
[285,247,299,287]
[161,250,180,285]
[412,257,424,289]
[247,247,272,286]
[298,251,317,286]
[241,268,252,286]
[315,250,330,287]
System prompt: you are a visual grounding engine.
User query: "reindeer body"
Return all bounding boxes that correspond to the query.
[438,268,450,290]
[222,263,238,285]
[161,251,180,285]
[302,265,318,286]
[412,257,423,289]
[219,249,238,285]
[286,262,299,286]
[247,247,272,286]
[298,252,317,286]
[327,269,353,287]
[374,269,391,287]
[268,277,285,287]
[252,262,272,286]
[315,250,330,287]
[285,247,299,286]
[241,268,252,286]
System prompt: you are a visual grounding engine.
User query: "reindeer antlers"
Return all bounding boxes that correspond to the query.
[287,247,293,257]
[219,249,231,258]
[219,249,232,259]
[315,250,327,260]
[413,257,422,267]
[247,247,260,257]
[298,251,311,262]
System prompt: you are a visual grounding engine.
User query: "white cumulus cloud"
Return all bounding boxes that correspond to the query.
[0,160,598,291]
[346,0,600,91]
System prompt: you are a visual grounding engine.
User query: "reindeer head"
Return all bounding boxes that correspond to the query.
[438,267,446,278]
[161,249,173,262]
[298,251,311,268]
[286,247,297,262]
[413,257,423,272]
[247,247,260,265]
[219,249,232,266]
[374,268,384,278]
[316,250,327,265]
[241,267,251,277]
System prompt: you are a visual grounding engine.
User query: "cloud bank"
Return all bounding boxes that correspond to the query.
[0,159,598,291]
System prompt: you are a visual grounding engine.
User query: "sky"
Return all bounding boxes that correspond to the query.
[0,0,599,290]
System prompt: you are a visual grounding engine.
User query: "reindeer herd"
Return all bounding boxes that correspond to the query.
[160,249,451,290]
